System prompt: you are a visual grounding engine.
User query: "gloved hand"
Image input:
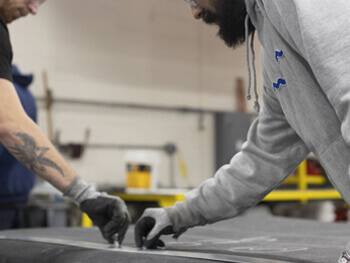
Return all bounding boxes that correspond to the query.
[135,208,181,249]
[64,176,130,245]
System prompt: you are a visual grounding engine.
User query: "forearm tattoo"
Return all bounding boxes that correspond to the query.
[8,132,65,177]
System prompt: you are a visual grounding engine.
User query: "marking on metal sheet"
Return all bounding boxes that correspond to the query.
[40,247,66,255]
[230,247,308,253]
[172,236,278,246]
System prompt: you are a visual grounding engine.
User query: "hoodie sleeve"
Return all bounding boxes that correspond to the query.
[273,0,350,145]
[166,87,310,233]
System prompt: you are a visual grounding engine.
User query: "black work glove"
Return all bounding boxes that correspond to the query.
[135,208,178,249]
[64,177,131,245]
[80,195,130,245]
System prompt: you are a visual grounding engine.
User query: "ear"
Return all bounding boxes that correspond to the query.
[191,5,204,19]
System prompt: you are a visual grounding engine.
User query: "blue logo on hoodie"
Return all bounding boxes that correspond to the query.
[275,50,284,62]
[273,78,286,90]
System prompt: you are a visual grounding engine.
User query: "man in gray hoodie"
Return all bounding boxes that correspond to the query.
[135,0,350,261]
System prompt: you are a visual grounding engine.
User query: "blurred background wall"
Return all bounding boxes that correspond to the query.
[8,0,262,187]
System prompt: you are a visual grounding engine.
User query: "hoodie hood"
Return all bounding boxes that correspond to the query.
[244,0,259,28]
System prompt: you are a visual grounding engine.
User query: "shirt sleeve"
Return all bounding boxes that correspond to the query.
[167,87,310,233]
[0,18,13,82]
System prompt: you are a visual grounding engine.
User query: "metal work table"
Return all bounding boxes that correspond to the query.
[0,208,348,262]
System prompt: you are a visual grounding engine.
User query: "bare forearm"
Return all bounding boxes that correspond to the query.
[0,117,76,191]
[0,79,77,191]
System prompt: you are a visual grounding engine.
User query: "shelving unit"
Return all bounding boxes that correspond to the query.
[264,160,342,203]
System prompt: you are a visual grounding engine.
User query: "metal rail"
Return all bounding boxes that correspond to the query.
[35,97,220,114]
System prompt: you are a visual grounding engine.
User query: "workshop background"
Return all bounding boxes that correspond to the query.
[9,0,262,187]
[5,0,346,228]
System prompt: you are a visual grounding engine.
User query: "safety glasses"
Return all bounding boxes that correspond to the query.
[184,0,197,7]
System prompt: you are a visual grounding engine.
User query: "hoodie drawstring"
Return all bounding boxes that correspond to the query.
[245,14,260,113]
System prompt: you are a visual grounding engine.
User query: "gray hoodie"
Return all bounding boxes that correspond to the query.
[167,0,350,241]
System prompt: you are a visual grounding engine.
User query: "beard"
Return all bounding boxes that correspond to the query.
[202,0,254,48]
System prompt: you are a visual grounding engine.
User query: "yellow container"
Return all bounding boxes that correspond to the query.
[127,171,151,188]
[126,163,152,189]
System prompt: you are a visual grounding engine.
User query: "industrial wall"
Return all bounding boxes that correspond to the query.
[8,0,262,187]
